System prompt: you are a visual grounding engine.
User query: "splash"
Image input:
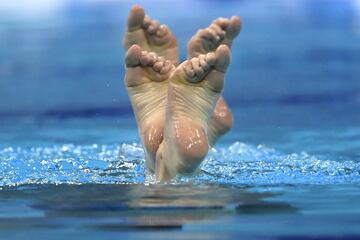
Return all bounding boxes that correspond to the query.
[0,142,359,187]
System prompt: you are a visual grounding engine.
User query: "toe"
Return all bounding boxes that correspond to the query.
[197,29,211,41]
[213,17,230,30]
[226,16,241,40]
[179,58,205,84]
[182,60,196,80]
[148,23,177,49]
[214,44,231,72]
[147,52,158,65]
[209,23,226,39]
[198,28,216,42]
[155,24,168,37]
[199,55,210,72]
[127,5,145,32]
[191,57,204,77]
[142,15,152,29]
[205,52,216,66]
[140,51,151,66]
[147,20,160,35]
[160,60,173,74]
[153,57,165,72]
[206,28,220,42]
[125,44,142,67]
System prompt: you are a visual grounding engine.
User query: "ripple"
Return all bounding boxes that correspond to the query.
[0,142,359,187]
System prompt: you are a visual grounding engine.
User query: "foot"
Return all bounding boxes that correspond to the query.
[187,16,241,145]
[156,45,231,181]
[187,16,241,58]
[124,5,179,65]
[125,44,174,172]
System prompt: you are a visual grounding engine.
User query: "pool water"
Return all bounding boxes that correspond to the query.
[1,110,359,239]
[1,0,360,239]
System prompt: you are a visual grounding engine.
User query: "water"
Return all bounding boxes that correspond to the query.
[1,114,360,238]
[1,136,360,187]
[1,0,360,239]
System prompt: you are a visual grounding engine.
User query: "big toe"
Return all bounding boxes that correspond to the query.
[214,44,231,72]
[127,5,145,31]
[226,16,241,40]
[205,45,231,92]
[125,44,142,67]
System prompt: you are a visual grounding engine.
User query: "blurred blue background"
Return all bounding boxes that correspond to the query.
[0,0,359,159]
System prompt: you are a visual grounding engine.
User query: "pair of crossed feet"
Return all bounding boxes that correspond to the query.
[123,5,241,181]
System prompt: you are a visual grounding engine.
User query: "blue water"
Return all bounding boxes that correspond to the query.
[1,126,360,187]
[1,0,360,239]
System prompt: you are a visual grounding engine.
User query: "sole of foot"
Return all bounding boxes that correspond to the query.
[125,44,174,171]
[187,16,241,146]
[155,45,231,181]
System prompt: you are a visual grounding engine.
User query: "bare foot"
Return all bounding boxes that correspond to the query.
[125,44,174,172]
[187,16,241,145]
[187,16,241,58]
[123,5,179,65]
[156,45,231,181]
